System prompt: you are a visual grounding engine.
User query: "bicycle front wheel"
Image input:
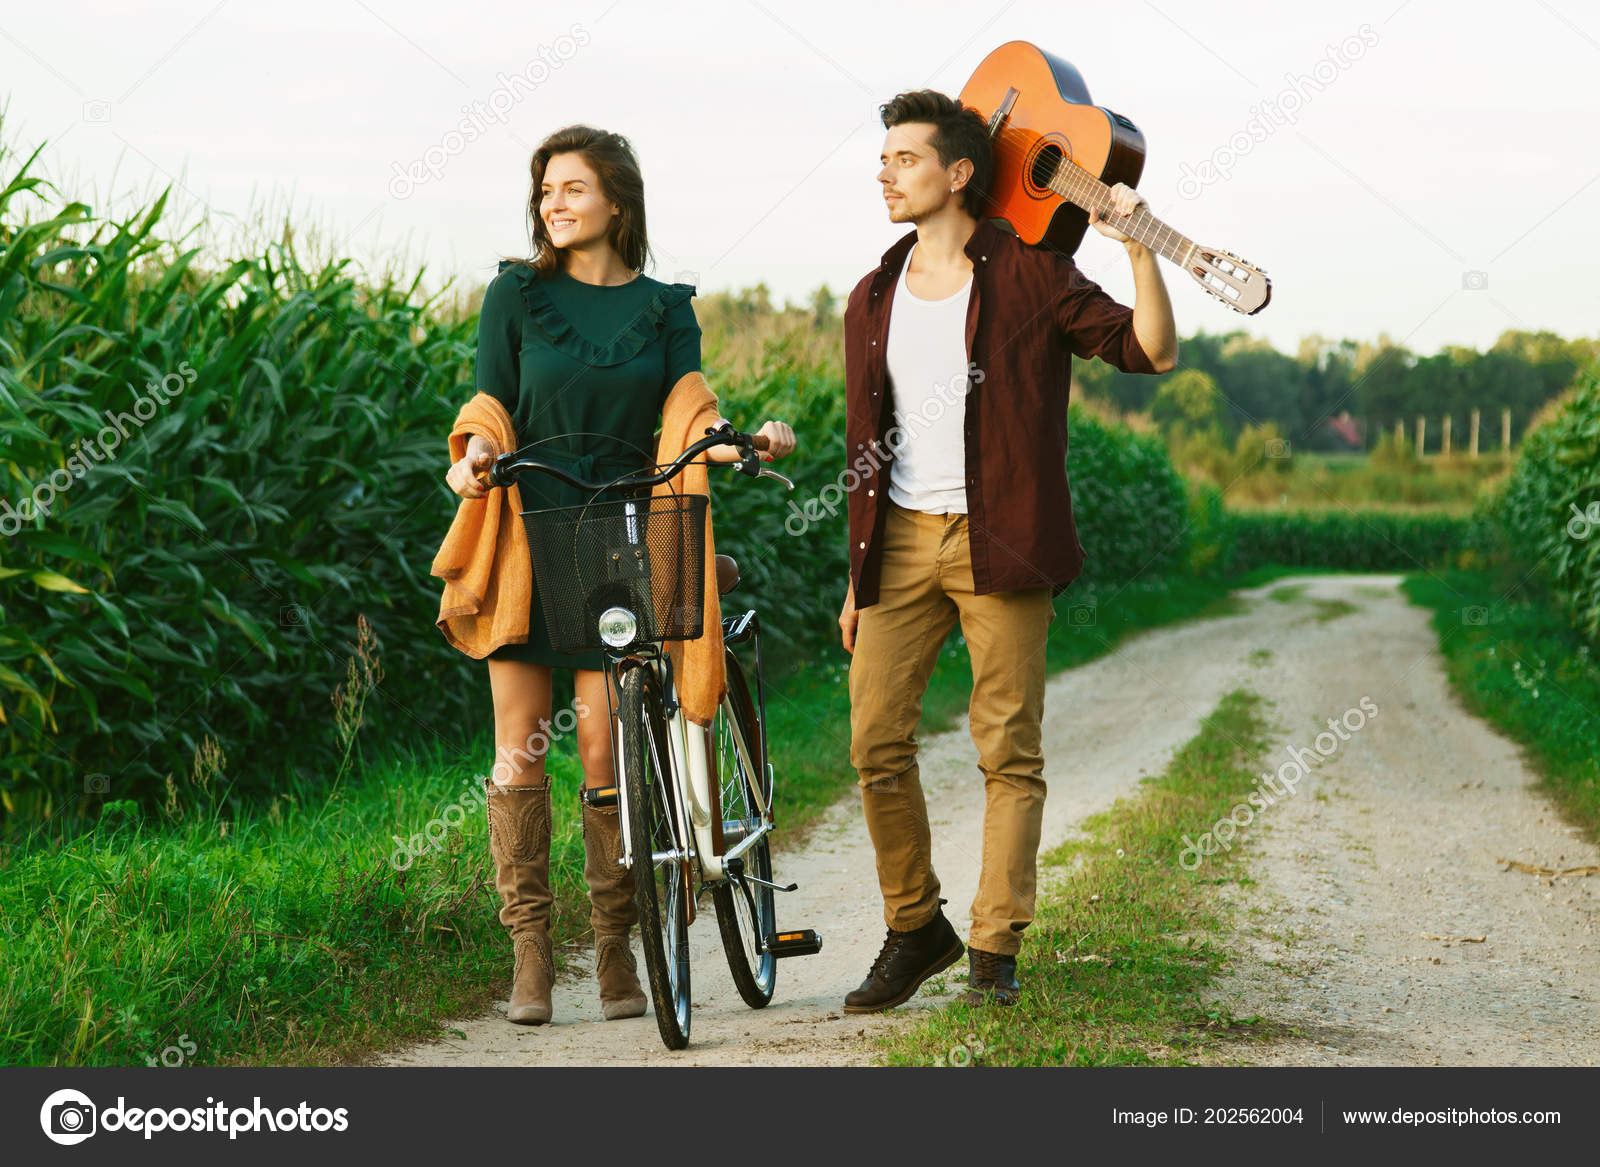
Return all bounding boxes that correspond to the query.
[711,647,777,1008]
[619,664,692,1050]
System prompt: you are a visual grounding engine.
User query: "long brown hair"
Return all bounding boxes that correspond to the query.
[509,125,651,277]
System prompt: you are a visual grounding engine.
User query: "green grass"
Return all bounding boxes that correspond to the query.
[876,689,1286,1066]
[1246,578,1360,622]
[1402,570,1600,838]
[0,737,583,1067]
[0,569,1289,1066]
[1220,450,1511,514]
[1307,598,1359,623]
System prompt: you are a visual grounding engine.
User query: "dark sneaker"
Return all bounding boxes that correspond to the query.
[843,901,965,1014]
[958,946,1020,1006]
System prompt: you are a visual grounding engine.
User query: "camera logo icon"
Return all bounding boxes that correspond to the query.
[1461,270,1488,290]
[40,1088,97,1145]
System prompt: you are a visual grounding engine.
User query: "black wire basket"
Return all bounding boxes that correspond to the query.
[521,493,708,655]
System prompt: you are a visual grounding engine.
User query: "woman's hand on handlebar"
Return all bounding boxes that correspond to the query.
[705,419,796,463]
[753,420,796,462]
[446,436,499,500]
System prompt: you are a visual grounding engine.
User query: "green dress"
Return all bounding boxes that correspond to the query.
[473,258,702,669]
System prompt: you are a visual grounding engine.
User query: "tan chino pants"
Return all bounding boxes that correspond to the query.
[848,501,1056,957]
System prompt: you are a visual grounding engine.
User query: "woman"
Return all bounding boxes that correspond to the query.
[443,125,796,1026]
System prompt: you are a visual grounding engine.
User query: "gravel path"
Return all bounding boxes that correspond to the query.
[1206,577,1600,1066]
[371,574,1600,1066]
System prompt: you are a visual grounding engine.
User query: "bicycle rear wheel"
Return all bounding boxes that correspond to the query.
[711,648,777,1008]
[619,664,692,1049]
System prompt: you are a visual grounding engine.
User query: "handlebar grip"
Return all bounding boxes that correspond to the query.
[748,433,770,451]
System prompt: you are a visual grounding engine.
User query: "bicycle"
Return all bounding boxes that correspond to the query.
[486,422,823,1050]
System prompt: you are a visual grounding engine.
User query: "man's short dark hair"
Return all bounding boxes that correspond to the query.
[879,89,993,218]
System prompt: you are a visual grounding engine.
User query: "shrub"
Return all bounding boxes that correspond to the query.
[1188,488,1483,576]
[1066,401,1190,586]
[0,139,483,827]
[1493,362,1600,644]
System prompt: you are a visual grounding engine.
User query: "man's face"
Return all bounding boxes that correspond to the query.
[877,122,955,224]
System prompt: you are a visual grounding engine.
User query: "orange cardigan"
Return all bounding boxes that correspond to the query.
[431,372,727,726]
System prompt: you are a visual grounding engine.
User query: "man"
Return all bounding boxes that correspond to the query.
[838,89,1176,1013]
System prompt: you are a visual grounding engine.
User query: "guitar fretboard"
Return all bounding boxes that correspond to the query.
[1046,158,1195,267]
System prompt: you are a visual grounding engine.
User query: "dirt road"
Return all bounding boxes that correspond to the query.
[373,575,1600,1067]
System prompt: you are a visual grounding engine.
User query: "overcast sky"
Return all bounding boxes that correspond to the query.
[2,0,1595,357]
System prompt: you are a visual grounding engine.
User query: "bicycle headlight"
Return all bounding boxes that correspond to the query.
[598,606,638,648]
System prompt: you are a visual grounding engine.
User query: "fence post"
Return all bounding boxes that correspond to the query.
[1502,407,1512,453]
[1442,414,1452,457]
[1469,408,1480,458]
[1416,414,1427,458]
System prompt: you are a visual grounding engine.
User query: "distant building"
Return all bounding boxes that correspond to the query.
[1321,412,1363,451]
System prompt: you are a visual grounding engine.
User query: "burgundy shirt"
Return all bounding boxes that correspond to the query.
[843,216,1159,608]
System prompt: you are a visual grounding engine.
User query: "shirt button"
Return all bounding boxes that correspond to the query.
[981,255,987,261]
[858,541,866,549]
[867,489,875,497]
[871,340,877,346]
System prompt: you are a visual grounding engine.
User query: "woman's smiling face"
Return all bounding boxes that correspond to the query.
[540,152,618,250]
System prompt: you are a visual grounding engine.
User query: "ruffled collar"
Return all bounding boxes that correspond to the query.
[496,259,696,368]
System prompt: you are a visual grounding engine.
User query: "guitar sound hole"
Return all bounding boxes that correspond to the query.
[1029,142,1065,192]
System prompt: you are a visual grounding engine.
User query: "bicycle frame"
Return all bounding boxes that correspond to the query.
[604,611,772,886]
[487,421,790,903]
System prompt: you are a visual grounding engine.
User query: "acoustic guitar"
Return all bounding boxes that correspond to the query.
[959,40,1271,315]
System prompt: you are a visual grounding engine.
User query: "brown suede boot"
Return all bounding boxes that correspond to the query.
[485,778,554,1025]
[581,799,647,1020]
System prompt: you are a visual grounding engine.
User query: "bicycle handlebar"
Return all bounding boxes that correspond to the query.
[482,423,783,495]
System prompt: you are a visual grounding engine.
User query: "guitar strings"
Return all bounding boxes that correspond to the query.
[986,124,1193,262]
[975,121,1264,301]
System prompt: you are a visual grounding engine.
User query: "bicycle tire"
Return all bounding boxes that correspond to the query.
[619,665,692,1049]
[711,648,777,1008]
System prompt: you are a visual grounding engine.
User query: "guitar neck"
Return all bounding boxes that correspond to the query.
[1047,160,1195,266]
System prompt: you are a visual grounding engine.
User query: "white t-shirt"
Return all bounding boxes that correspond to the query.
[885,243,974,515]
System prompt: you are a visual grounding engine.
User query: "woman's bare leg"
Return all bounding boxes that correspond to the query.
[573,668,624,789]
[486,658,554,786]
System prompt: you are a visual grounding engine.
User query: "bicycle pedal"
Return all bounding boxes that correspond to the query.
[766,928,823,958]
[580,785,619,808]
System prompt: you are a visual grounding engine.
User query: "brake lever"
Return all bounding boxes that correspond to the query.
[734,447,765,478]
[756,466,794,490]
